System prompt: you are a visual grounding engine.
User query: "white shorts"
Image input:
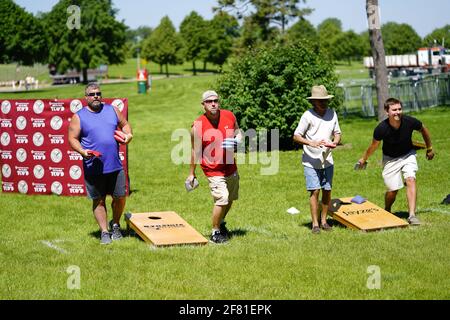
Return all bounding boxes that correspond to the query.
[382,152,418,191]
[207,171,239,206]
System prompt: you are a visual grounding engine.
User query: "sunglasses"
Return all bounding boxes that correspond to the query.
[87,92,102,97]
[204,99,219,104]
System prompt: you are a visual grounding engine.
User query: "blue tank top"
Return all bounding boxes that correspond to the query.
[77,104,123,175]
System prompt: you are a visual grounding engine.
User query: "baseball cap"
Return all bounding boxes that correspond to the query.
[202,90,219,102]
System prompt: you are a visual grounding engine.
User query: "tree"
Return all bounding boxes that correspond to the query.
[216,42,340,149]
[42,0,127,83]
[381,22,422,54]
[285,18,318,45]
[423,25,450,47]
[0,0,48,65]
[141,16,183,77]
[179,11,207,75]
[204,11,240,69]
[331,30,365,65]
[217,0,312,42]
[125,26,152,58]
[317,18,343,58]
[366,0,388,121]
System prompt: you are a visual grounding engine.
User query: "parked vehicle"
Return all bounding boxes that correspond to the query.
[364,47,450,77]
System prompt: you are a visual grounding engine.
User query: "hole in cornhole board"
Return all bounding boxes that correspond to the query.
[125,211,208,247]
[328,197,409,231]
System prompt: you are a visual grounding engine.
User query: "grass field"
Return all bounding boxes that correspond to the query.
[0,75,449,300]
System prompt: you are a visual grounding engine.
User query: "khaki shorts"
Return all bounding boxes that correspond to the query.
[207,171,239,206]
[382,152,418,191]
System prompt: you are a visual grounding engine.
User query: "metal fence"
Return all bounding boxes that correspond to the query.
[338,73,450,117]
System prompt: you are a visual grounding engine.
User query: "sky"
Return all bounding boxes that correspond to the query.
[13,0,450,38]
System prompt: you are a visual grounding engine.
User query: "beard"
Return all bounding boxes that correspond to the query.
[88,100,103,112]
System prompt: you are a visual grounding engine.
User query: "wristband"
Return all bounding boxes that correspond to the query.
[427,147,433,152]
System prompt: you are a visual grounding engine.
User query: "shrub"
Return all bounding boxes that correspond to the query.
[216,42,341,150]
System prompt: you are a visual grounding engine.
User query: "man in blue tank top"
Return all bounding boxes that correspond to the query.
[68,83,133,244]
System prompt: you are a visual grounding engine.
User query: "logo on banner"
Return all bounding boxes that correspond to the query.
[51,181,63,195]
[15,134,29,144]
[16,116,27,130]
[2,164,12,178]
[15,102,29,112]
[70,100,83,113]
[119,152,125,161]
[112,99,125,112]
[1,150,13,160]
[16,148,27,162]
[31,150,46,161]
[50,101,65,112]
[51,148,63,163]
[49,134,65,145]
[33,182,47,193]
[33,165,45,179]
[33,100,45,114]
[31,118,46,128]
[3,182,14,192]
[1,132,11,146]
[33,132,44,146]
[1,100,11,114]
[16,166,30,176]
[18,180,28,194]
[69,165,82,180]
[68,183,84,194]
[50,167,64,177]
[1,119,12,128]
[50,116,63,130]
[68,150,83,161]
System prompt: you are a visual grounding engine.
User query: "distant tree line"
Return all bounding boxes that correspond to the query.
[1,0,450,79]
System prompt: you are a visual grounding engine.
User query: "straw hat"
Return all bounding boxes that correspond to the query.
[307,85,334,100]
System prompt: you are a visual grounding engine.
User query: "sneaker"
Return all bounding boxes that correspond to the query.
[311,226,320,234]
[407,216,421,226]
[321,223,332,231]
[210,230,228,244]
[109,221,123,241]
[220,222,229,238]
[100,231,112,245]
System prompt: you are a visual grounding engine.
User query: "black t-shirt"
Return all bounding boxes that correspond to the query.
[373,115,422,158]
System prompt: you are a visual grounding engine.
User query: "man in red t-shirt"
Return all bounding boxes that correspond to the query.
[186,90,242,244]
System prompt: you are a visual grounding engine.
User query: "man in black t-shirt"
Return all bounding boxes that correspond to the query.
[357,98,434,225]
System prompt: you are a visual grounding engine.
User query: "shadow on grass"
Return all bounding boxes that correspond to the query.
[228,228,247,239]
[300,218,346,231]
[394,211,409,219]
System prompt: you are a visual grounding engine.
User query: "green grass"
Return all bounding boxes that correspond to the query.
[0,76,449,299]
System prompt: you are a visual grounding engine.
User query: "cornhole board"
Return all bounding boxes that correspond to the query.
[125,211,208,247]
[328,197,409,231]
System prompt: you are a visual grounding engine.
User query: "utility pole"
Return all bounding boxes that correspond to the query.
[366,0,389,121]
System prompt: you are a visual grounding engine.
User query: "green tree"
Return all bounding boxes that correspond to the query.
[0,0,48,65]
[141,16,183,77]
[216,42,340,149]
[42,0,127,83]
[317,18,343,57]
[125,26,152,58]
[332,30,364,64]
[381,22,422,54]
[359,30,372,57]
[204,11,240,69]
[423,25,450,47]
[285,18,318,45]
[179,11,207,75]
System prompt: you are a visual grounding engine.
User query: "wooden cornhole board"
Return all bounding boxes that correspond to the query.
[328,197,409,231]
[125,211,208,246]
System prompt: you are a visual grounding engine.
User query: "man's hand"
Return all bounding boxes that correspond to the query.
[82,149,102,159]
[355,159,367,170]
[114,130,133,144]
[426,149,435,160]
[185,175,199,192]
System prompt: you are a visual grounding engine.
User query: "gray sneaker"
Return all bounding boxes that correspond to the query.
[100,231,112,245]
[110,221,123,241]
[407,216,421,225]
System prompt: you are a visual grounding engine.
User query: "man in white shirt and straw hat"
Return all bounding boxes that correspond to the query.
[293,85,342,234]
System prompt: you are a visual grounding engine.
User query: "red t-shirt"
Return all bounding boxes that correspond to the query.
[193,109,238,177]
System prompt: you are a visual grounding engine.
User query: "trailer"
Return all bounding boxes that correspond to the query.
[49,65,108,85]
[364,47,450,77]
